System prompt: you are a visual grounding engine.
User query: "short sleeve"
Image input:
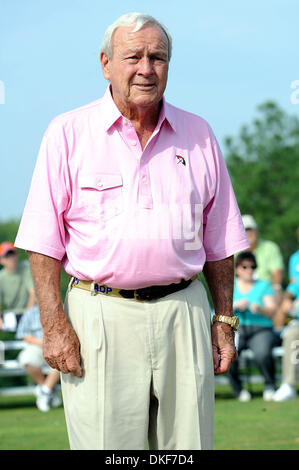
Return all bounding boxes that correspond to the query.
[266,243,284,271]
[15,121,70,260]
[287,282,299,299]
[288,252,299,280]
[202,126,249,261]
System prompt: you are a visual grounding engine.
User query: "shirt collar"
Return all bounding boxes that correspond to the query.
[157,96,177,133]
[101,85,177,133]
[101,85,123,132]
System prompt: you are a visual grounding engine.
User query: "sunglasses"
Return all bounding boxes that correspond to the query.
[240,264,256,270]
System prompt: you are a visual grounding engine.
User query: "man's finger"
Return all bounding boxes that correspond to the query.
[65,355,82,377]
[214,357,230,375]
[58,361,69,374]
[214,347,237,375]
[212,344,220,372]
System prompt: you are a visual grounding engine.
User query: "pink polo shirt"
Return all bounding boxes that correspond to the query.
[15,87,249,289]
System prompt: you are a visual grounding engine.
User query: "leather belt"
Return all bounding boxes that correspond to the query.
[71,276,196,301]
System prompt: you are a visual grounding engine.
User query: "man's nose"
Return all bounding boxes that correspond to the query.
[137,57,154,75]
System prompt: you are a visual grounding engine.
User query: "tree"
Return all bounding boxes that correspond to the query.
[224,101,299,271]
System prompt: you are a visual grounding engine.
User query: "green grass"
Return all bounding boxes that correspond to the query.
[0,395,69,450]
[214,385,299,450]
[0,385,299,450]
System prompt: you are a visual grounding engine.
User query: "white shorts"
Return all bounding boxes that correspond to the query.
[18,344,47,369]
[61,278,214,450]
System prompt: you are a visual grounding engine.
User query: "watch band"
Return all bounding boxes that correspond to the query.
[212,314,239,331]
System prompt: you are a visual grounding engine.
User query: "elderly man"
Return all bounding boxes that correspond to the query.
[15,13,249,450]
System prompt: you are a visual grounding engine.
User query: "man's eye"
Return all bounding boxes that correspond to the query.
[151,56,166,62]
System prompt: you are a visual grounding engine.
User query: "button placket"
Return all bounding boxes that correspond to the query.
[119,118,142,153]
[118,117,154,209]
[138,151,153,209]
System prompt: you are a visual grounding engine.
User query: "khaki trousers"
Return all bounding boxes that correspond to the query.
[61,279,214,450]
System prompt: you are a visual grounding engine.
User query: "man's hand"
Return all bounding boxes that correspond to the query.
[211,321,237,375]
[43,315,82,377]
[203,256,237,374]
[28,252,82,378]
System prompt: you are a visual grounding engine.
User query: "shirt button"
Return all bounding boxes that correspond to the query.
[142,176,147,183]
[132,140,137,146]
[98,182,103,188]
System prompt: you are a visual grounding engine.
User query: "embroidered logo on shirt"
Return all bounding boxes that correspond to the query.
[176,155,186,166]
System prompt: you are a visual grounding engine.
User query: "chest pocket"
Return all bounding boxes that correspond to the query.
[79,173,123,221]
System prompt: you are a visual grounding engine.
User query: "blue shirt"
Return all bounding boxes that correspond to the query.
[234,279,274,327]
[289,250,299,282]
[16,304,43,340]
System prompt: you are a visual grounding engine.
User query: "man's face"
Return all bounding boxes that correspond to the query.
[101,24,169,114]
[246,228,258,247]
[0,252,18,273]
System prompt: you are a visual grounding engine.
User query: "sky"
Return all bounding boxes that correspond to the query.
[0,0,298,220]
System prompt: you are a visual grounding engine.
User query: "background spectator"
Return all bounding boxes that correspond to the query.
[16,304,62,412]
[228,251,278,402]
[0,241,36,331]
[241,214,284,305]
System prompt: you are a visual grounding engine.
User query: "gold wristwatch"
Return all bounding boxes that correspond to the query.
[212,314,239,331]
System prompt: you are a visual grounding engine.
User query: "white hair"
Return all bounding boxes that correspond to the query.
[101,12,172,61]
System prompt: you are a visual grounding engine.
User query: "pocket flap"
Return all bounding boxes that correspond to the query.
[79,173,123,191]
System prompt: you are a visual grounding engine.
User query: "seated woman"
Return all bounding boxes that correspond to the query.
[228,251,278,401]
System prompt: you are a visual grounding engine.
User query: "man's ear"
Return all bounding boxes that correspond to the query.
[100,52,110,80]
